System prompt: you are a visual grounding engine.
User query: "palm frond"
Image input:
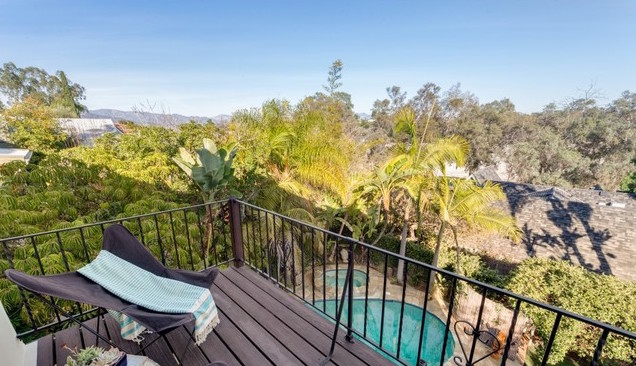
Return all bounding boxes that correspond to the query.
[469,208,522,243]
[450,180,506,214]
[417,135,470,170]
[394,106,416,140]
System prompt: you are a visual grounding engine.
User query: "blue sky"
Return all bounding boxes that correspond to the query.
[1,0,634,116]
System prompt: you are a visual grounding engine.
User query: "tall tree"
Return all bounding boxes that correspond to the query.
[0,62,86,117]
[392,106,469,284]
[51,71,84,117]
[323,59,344,97]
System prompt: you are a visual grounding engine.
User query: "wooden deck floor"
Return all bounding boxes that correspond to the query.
[34,266,395,366]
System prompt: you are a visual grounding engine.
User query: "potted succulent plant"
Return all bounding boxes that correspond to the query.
[64,346,127,366]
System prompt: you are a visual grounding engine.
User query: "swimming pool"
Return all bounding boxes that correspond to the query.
[314,299,455,365]
[324,269,368,289]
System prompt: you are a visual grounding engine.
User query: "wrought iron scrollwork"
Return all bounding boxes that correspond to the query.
[453,320,502,366]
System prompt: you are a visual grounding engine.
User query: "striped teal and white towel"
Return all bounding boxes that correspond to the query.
[106,309,147,342]
[78,250,219,345]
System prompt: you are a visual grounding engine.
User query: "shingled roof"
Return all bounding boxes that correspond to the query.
[471,165,502,185]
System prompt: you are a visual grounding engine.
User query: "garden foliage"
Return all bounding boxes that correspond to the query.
[507,259,636,365]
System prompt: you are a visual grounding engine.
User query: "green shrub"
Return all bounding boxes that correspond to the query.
[473,266,508,289]
[507,258,636,365]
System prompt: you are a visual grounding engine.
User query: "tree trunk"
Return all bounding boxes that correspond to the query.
[452,226,461,275]
[204,203,213,263]
[417,207,424,241]
[370,220,388,246]
[329,211,349,261]
[428,221,445,299]
[397,220,408,285]
[397,201,412,285]
[371,202,390,247]
[338,211,349,235]
[203,193,216,264]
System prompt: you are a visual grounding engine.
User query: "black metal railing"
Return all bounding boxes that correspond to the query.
[1,198,635,366]
[234,200,636,366]
[0,200,233,339]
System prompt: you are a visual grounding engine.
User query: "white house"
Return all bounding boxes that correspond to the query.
[58,118,121,147]
[434,163,471,179]
[0,141,32,165]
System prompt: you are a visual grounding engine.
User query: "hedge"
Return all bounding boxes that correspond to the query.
[367,238,636,365]
[507,258,636,365]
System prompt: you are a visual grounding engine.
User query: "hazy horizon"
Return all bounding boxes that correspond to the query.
[1,0,634,116]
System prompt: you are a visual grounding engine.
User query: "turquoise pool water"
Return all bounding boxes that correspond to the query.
[324,269,368,288]
[314,299,455,365]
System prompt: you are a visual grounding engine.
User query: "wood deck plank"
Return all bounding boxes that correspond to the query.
[35,334,54,366]
[103,314,142,355]
[40,267,392,366]
[215,274,331,365]
[220,268,366,366]
[204,310,272,366]
[82,315,111,349]
[197,327,242,366]
[141,334,178,366]
[164,326,209,366]
[211,277,303,365]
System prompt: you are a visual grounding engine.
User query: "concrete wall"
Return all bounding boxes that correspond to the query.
[0,301,36,366]
[460,181,636,282]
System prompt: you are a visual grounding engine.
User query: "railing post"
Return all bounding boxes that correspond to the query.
[345,241,355,343]
[228,198,244,267]
[320,241,355,366]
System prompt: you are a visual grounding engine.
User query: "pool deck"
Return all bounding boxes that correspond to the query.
[34,266,396,366]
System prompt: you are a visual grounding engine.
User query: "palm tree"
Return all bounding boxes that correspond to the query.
[428,174,522,295]
[358,156,410,245]
[392,106,470,284]
[233,100,351,203]
[321,177,365,261]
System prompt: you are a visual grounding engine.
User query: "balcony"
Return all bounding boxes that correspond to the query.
[1,199,634,366]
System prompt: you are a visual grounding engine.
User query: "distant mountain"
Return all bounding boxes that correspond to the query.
[82,109,231,126]
[357,112,372,120]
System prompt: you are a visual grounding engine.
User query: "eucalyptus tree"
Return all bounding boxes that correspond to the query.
[0,62,85,117]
